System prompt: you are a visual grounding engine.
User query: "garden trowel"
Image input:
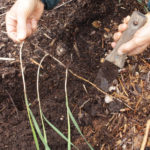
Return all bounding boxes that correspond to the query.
[95,11,147,92]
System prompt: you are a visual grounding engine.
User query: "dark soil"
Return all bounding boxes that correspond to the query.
[0,0,150,149]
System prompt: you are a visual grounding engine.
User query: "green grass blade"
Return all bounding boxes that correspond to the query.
[30,119,40,150]
[32,128,40,150]
[68,107,94,150]
[144,6,149,12]
[118,0,121,3]
[67,106,71,150]
[25,99,40,150]
[43,115,79,150]
[137,0,142,3]
[29,110,50,150]
[64,68,93,150]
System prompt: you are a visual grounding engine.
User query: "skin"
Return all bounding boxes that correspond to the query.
[6,0,44,42]
[112,13,150,56]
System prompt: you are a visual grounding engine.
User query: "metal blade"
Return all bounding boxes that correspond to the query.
[94,61,119,92]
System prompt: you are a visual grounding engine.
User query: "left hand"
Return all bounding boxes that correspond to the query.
[6,0,44,43]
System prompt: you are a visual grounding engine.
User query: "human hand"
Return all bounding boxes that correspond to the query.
[111,13,150,56]
[6,0,44,42]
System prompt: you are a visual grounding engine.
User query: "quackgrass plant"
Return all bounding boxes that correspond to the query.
[19,42,93,150]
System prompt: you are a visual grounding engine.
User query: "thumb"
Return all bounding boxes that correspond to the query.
[17,15,27,42]
[117,43,127,55]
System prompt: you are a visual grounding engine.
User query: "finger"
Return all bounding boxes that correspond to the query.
[111,42,116,48]
[8,32,18,42]
[127,44,147,56]
[117,38,142,55]
[32,1,44,20]
[26,21,33,37]
[113,32,122,41]
[31,19,37,32]
[5,12,18,41]
[118,23,128,32]
[123,16,130,24]
[17,15,27,42]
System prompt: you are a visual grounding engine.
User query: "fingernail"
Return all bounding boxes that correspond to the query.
[17,32,25,41]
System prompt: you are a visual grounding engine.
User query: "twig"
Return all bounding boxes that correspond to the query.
[43,33,52,39]
[115,98,134,111]
[140,120,150,150]
[5,90,19,118]
[79,99,90,109]
[54,0,74,9]
[112,92,129,101]
[73,42,80,58]
[100,144,105,150]
[1,31,7,34]
[146,71,150,83]
[141,59,150,69]
[0,7,7,10]
[0,12,6,17]
[0,57,15,61]
[119,78,128,97]
[135,96,143,111]
[82,84,88,94]
[0,105,7,112]
[68,69,108,95]
[30,58,43,69]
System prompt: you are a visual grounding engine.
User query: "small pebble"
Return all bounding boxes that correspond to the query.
[104,95,113,103]
[60,115,64,121]
[113,79,118,85]
[56,43,67,57]
[109,86,116,92]
[100,58,105,63]
[90,30,96,35]
[135,72,139,77]
[122,144,126,149]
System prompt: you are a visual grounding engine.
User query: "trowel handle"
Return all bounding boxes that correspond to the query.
[105,11,147,68]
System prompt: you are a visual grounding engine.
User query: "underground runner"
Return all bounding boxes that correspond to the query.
[5,0,150,56]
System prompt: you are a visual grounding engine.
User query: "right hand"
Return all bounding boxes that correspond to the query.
[6,0,44,42]
[111,13,150,56]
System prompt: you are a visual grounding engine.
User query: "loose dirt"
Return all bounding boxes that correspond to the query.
[0,0,150,149]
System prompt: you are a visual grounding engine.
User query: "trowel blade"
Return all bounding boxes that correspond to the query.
[94,60,119,92]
